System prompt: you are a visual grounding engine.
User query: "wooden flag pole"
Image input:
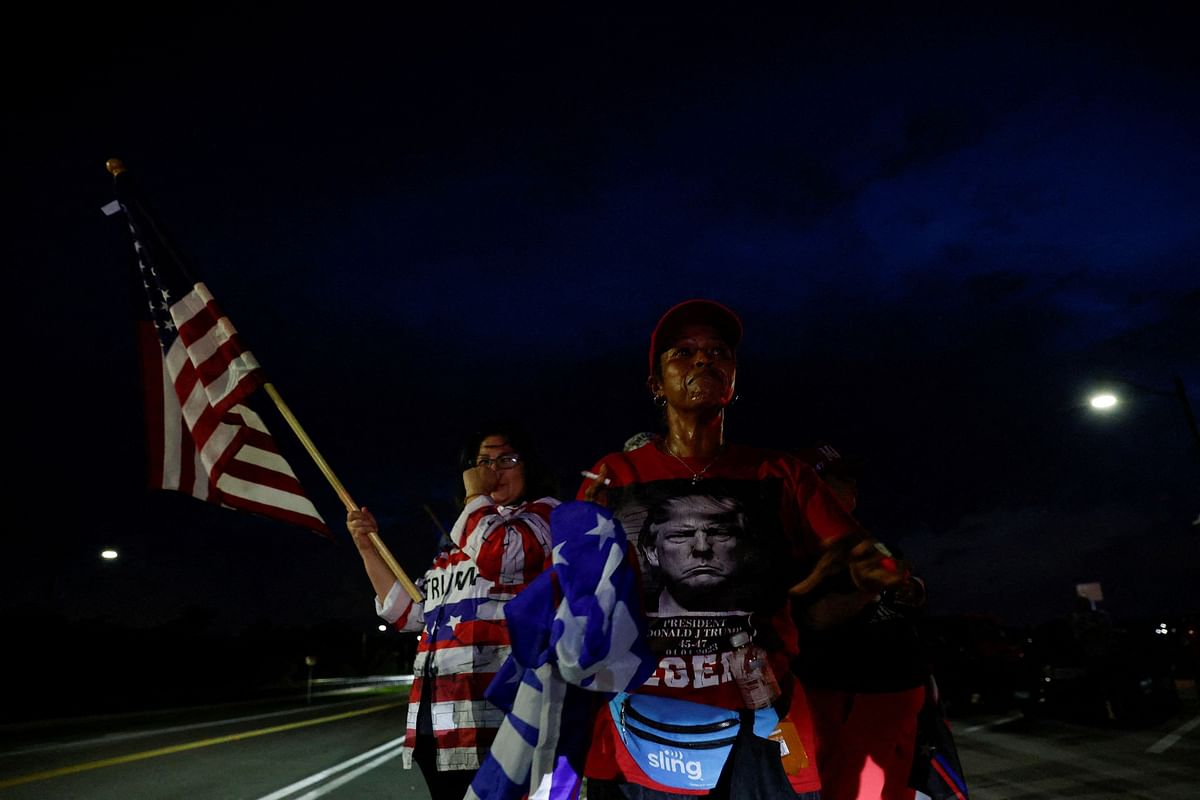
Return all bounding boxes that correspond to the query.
[263,386,424,603]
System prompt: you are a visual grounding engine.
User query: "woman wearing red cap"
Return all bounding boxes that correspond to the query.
[577,299,905,799]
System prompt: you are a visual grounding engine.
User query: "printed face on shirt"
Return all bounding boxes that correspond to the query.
[650,323,737,412]
[642,494,745,612]
[478,434,526,506]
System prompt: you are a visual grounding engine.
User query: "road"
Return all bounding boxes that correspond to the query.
[1,687,1196,799]
[0,690,428,800]
[949,700,1200,800]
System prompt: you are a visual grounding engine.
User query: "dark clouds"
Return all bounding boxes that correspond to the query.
[9,5,1198,635]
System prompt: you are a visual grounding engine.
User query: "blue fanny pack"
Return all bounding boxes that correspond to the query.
[610,692,779,791]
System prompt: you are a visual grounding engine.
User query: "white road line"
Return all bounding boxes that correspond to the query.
[252,735,407,800]
[1146,714,1200,754]
[286,745,408,799]
[961,711,1024,733]
[1,698,375,757]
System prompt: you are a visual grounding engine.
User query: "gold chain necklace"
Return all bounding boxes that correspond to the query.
[665,446,722,484]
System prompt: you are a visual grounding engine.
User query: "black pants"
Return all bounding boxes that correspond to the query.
[411,733,476,799]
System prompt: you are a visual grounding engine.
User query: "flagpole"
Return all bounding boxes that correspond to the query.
[262,386,425,604]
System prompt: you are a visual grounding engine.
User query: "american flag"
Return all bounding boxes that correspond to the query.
[106,169,329,535]
[468,501,654,800]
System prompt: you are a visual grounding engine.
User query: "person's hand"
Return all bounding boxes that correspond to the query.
[789,544,846,597]
[581,464,610,504]
[790,535,907,597]
[846,539,908,594]
[346,507,381,555]
[463,463,500,500]
[890,572,927,608]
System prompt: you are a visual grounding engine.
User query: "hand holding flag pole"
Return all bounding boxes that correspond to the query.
[107,158,423,603]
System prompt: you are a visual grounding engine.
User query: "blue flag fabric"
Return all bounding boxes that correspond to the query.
[468,501,655,800]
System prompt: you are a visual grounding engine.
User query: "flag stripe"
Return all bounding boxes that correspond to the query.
[174,286,262,409]
[216,470,323,517]
[225,448,308,494]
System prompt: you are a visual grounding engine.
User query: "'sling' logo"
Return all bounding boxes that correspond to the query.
[646,748,703,781]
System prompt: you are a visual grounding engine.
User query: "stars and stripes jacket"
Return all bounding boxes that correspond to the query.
[377,494,558,772]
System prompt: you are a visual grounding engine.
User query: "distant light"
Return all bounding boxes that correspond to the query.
[378,624,387,632]
[1155,623,1169,635]
[1089,392,1118,410]
[100,549,119,560]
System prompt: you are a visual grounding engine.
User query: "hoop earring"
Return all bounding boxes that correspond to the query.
[653,394,667,408]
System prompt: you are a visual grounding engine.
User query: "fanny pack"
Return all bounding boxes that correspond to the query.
[609,692,779,791]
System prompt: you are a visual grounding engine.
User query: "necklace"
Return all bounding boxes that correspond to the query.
[665,445,722,484]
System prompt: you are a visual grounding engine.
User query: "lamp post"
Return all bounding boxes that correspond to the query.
[1087,374,1200,465]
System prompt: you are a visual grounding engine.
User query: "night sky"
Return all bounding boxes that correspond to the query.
[8,6,1198,685]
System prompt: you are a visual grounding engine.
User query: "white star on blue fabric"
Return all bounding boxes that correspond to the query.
[448,614,463,628]
[584,512,618,550]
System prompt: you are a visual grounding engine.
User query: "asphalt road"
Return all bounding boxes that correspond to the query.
[949,697,1200,800]
[0,691,427,800]
[1,688,1196,799]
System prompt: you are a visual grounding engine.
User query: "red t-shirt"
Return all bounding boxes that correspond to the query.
[577,441,862,794]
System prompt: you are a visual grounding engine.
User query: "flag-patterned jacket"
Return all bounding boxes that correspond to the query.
[377,494,558,772]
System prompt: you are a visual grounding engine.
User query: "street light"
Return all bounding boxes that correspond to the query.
[100,548,119,560]
[1087,374,1200,462]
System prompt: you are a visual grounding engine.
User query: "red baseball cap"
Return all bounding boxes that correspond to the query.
[647,298,743,376]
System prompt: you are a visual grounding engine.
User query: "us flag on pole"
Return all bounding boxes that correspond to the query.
[104,165,330,535]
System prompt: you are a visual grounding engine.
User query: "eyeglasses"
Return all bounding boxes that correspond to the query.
[473,454,522,470]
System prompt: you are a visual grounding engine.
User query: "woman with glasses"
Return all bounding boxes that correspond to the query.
[346,423,559,800]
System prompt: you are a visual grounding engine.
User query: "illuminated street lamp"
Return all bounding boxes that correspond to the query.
[1087,374,1200,462]
[100,548,119,560]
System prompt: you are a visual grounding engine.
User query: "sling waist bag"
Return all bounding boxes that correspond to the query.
[609,692,779,791]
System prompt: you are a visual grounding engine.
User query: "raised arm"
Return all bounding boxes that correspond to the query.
[347,507,425,632]
[787,465,908,627]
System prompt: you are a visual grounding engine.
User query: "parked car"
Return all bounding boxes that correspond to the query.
[1012,611,1180,726]
[919,613,1027,715]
